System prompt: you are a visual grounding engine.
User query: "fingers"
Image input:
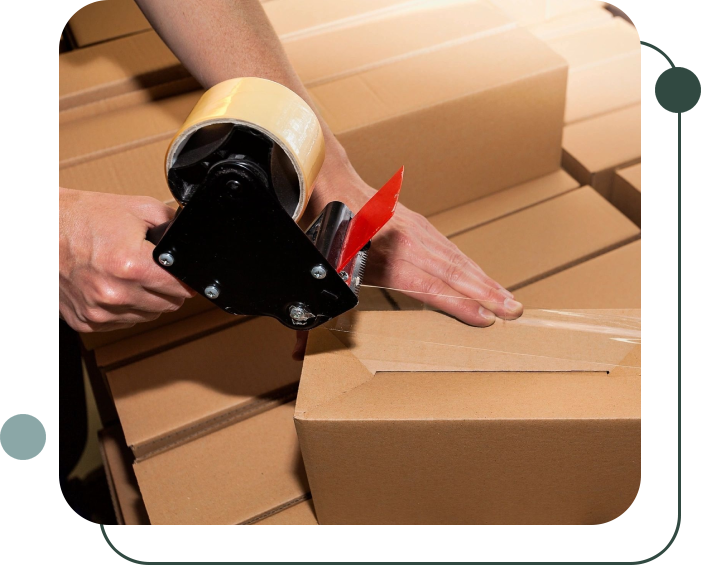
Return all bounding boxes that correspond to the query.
[390,262,498,327]
[292,331,309,361]
[132,239,198,299]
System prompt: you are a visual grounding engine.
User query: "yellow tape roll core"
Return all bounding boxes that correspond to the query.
[165,78,325,222]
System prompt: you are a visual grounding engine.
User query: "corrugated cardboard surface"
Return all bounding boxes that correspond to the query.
[255,499,318,525]
[134,402,309,525]
[449,186,640,290]
[60,90,201,168]
[68,0,150,47]
[562,104,641,199]
[546,18,640,123]
[98,427,149,525]
[59,31,186,112]
[295,309,640,524]
[611,162,641,226]
[515,240,641,308]
[428,169,579,237]
[105,317,302,459]
[314,25,567,215]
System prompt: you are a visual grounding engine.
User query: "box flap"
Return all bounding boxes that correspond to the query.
[449,187,640,289]
[516,240,641,308]
[562,104,641,174]
[527,6,612,39]
[310,26,567,134]
[428,169,579,237]
[298,308,640,422]
[106,317,302,457]
[68,0,151,47]
[285,1,514,87]
[134,402,308,525]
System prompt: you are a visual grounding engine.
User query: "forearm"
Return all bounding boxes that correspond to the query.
[135,0,365,209]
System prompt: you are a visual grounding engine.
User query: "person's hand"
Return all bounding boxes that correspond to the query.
[59,188,195,332]
[308,152,523,328]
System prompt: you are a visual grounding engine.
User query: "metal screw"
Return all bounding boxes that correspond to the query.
[311,265,327,279]
[226,180,241,191]
[204,285,220,299]
[158,252,175,267]
[339,271,349,281]
[289,304,315,326]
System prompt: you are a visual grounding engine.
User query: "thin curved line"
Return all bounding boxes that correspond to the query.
[101,525,149,565]
[641,41,675,68]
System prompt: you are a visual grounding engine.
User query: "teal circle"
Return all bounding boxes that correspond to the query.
[1,414,46,460]
[655,67,701,113]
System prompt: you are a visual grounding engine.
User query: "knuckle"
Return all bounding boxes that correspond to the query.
[82,307,111,325]
[444,262,466,285]
[92,280,124,306]
[114,255,146,281]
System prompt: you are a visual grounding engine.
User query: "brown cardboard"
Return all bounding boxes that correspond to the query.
[527,6,612,39]
[284,1,515,87]
[313,24,567,215]
[255,500,318,525]
[263,0,426,40]
[134,402,310,524]
[59,3,510,168]
[562,104,641,199]
[59,31,187,112]
[546,18,640,123]
[515,240,641,308]
[488,0,596,25]
[428,169,579,237]
[60,90,201,168]
[68,0,150,47]
[448,186,640,290]
[611,163,641,226]
[295,309,641,524]
[105,317,302,459]
[98,427,149,525]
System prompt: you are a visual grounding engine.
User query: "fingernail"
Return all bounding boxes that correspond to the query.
[504,298,523,314]
[498,287,514,299]
[478,306,496,322]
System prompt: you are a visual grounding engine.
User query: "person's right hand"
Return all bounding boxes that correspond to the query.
[59,188,195,333]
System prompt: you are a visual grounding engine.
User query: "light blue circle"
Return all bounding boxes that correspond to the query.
[1,414,46,460]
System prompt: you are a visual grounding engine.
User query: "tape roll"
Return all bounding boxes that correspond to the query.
[165,77,325,221]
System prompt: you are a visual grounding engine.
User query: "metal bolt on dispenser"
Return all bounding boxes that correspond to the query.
[158,252,175,267]
[311,265,327,279]
[204,285,220,299]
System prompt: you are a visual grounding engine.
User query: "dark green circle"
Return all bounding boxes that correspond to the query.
[1,414,46,460]
[655,67,701,113]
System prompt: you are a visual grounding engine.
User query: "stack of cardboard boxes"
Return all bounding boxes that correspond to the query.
[60,0,641,524]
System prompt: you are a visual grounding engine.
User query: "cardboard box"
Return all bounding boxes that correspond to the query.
[313,22,567,215]
[546,18,640,123]
[60,90,201,169]
[68,0,150,47]
[295,308,641,524]
[515,240,641,308]
[527,5,612,39]
[255,499,318,525]
[60,2,509,167]
[562,104,641,199]
[428,169,579,237]
[284,1,516,87]
[105,317,303,459]
[134,402,310,524]
[487,0,597,25]
[611,162,641,226]
[98,427,149,525]
[59,31,188,113]
[448,186,640,290]
[263,0,429,40]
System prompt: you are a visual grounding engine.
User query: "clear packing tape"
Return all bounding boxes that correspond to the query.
[322,285,641,373]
